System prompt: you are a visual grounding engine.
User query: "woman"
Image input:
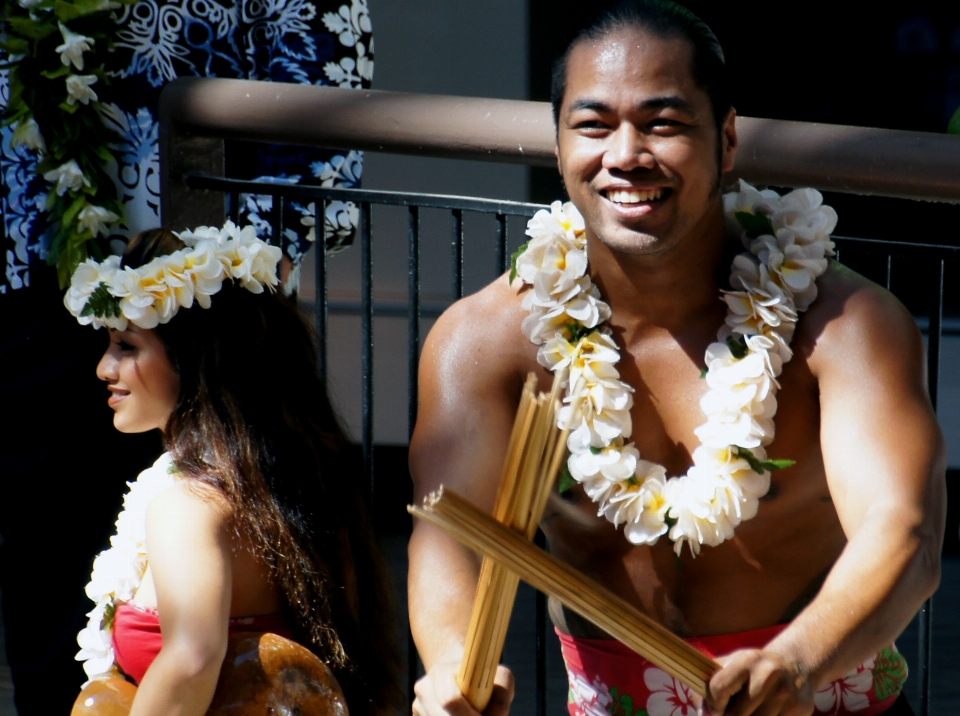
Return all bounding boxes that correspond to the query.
[66,223,400,716]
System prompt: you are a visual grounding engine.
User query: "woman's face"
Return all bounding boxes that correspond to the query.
[96,326,180,434]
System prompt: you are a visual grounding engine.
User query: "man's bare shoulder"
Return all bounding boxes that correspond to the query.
[421,274,536,388]
[798,260,925,375]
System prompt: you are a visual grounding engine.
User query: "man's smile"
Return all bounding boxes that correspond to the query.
[599,186,673,219]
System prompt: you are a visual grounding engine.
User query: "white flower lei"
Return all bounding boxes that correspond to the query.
[76,453,178,679]
[63,221,283,330]
[515,181,837,556]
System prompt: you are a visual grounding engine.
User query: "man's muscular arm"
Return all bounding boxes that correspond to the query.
[708,266,947,715]
[409,277,535,716]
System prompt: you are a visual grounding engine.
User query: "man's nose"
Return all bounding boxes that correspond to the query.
[602,124,655,173]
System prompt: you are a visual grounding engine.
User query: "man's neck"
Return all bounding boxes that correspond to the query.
[586,204,732,340]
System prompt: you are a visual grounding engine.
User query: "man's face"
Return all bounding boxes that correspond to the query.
[556,28,737,257]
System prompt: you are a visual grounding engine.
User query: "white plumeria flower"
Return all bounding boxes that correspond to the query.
[525,200,586,245]
[694,410,774,449]
[11,118,47,154]
[63,256,125,329]
[601,463,672,545]
[515,233,580,286]
[43,159,90,196]
[65,74,99,105]
[701,346,778,420]
[569,441,640,483]
[531,242,588,304]
[56,23,95,70]
[723,265,797,339]
[561,372,634,451]
[77,204,119,238]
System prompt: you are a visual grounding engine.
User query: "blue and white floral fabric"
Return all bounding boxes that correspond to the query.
[0,0,372,293]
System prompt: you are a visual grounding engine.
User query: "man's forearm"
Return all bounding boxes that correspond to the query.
[766,508,940,689]
[409,523,485,670]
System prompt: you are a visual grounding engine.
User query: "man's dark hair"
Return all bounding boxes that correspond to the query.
[550,0,730,134]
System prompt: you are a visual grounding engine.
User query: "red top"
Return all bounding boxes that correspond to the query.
[112,602,293,684]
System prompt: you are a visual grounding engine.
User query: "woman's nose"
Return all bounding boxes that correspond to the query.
[96,345,119,382]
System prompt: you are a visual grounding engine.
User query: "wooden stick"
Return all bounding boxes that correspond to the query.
[411,488,719,697]
[454,374,567,711]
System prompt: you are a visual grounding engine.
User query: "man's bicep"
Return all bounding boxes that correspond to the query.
[816,290,945,536]
[410,308,520,511]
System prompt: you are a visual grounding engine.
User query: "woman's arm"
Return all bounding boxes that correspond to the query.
[129,482,233,716]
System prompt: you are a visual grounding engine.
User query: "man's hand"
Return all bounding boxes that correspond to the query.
[413,662,515,716]
[704,650,814,716]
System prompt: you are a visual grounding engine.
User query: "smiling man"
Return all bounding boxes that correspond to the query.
[407,2,945,716]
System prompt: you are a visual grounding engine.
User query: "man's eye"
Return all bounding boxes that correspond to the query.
[574,120,609,131]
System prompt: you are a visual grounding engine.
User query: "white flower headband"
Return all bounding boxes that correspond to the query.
[64,221,283,330]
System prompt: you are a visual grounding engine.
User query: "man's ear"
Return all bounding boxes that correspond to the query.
[721,108,738,174]
[555,142,562,176]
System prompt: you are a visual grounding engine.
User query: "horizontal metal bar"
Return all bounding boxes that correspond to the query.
[185,174,545,217]
[161,78,960,202]
[833,235,960,258]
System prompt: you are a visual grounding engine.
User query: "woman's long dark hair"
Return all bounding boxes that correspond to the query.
[122,229,401,715]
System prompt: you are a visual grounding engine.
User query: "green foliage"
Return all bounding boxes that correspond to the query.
[2,0,125,286]
[734,447,796,475]
[508,241,529,283]
[558,464,578,493]
[80,282,121,319]
[949,106,960,136]
[735,210,774,239]
[726,334,749,359]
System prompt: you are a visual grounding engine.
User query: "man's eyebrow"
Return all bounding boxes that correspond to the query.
[638,95,695,113]
[566,95,696,115]
[566,99,612,114]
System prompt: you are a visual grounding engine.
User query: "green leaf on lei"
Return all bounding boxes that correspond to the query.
[699,366,708,379]
[102,600,117,632]
[81,282,122,320]
[872,646,908,700]
[558,464,578,494]
[509,241,529,283]
[0,37,31,55]
[734,447,796,475]
[726,334,749,360]
[735,210,774,239]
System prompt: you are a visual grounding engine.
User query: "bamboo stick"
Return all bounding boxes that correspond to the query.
[454,374,568,711]
[410,488,719,697]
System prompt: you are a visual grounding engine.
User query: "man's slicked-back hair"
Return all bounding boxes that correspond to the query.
[550,0,730,133]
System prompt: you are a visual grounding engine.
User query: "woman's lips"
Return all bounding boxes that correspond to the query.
[107,389,129,407]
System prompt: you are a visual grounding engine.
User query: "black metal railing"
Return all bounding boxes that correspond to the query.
[185,174,957,716]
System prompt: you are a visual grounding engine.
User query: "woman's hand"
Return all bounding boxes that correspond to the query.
[129,482,233,716]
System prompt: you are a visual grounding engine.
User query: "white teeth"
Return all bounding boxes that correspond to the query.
[608,188,663,204]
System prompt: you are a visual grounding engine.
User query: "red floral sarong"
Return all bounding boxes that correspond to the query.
[558,626,908,716]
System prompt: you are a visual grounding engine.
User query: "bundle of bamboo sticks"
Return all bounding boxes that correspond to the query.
[453,374,570,711]
[409,488,720,697]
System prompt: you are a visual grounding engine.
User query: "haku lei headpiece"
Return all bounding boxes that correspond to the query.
[514,180,837,555]
[64,221,283,330]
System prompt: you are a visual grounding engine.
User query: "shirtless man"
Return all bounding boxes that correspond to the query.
[408,2,946,715]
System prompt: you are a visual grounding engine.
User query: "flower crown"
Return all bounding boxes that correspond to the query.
[64,222,283,330]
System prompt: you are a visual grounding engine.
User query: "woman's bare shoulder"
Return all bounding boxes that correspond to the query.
[146,479,232,539]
